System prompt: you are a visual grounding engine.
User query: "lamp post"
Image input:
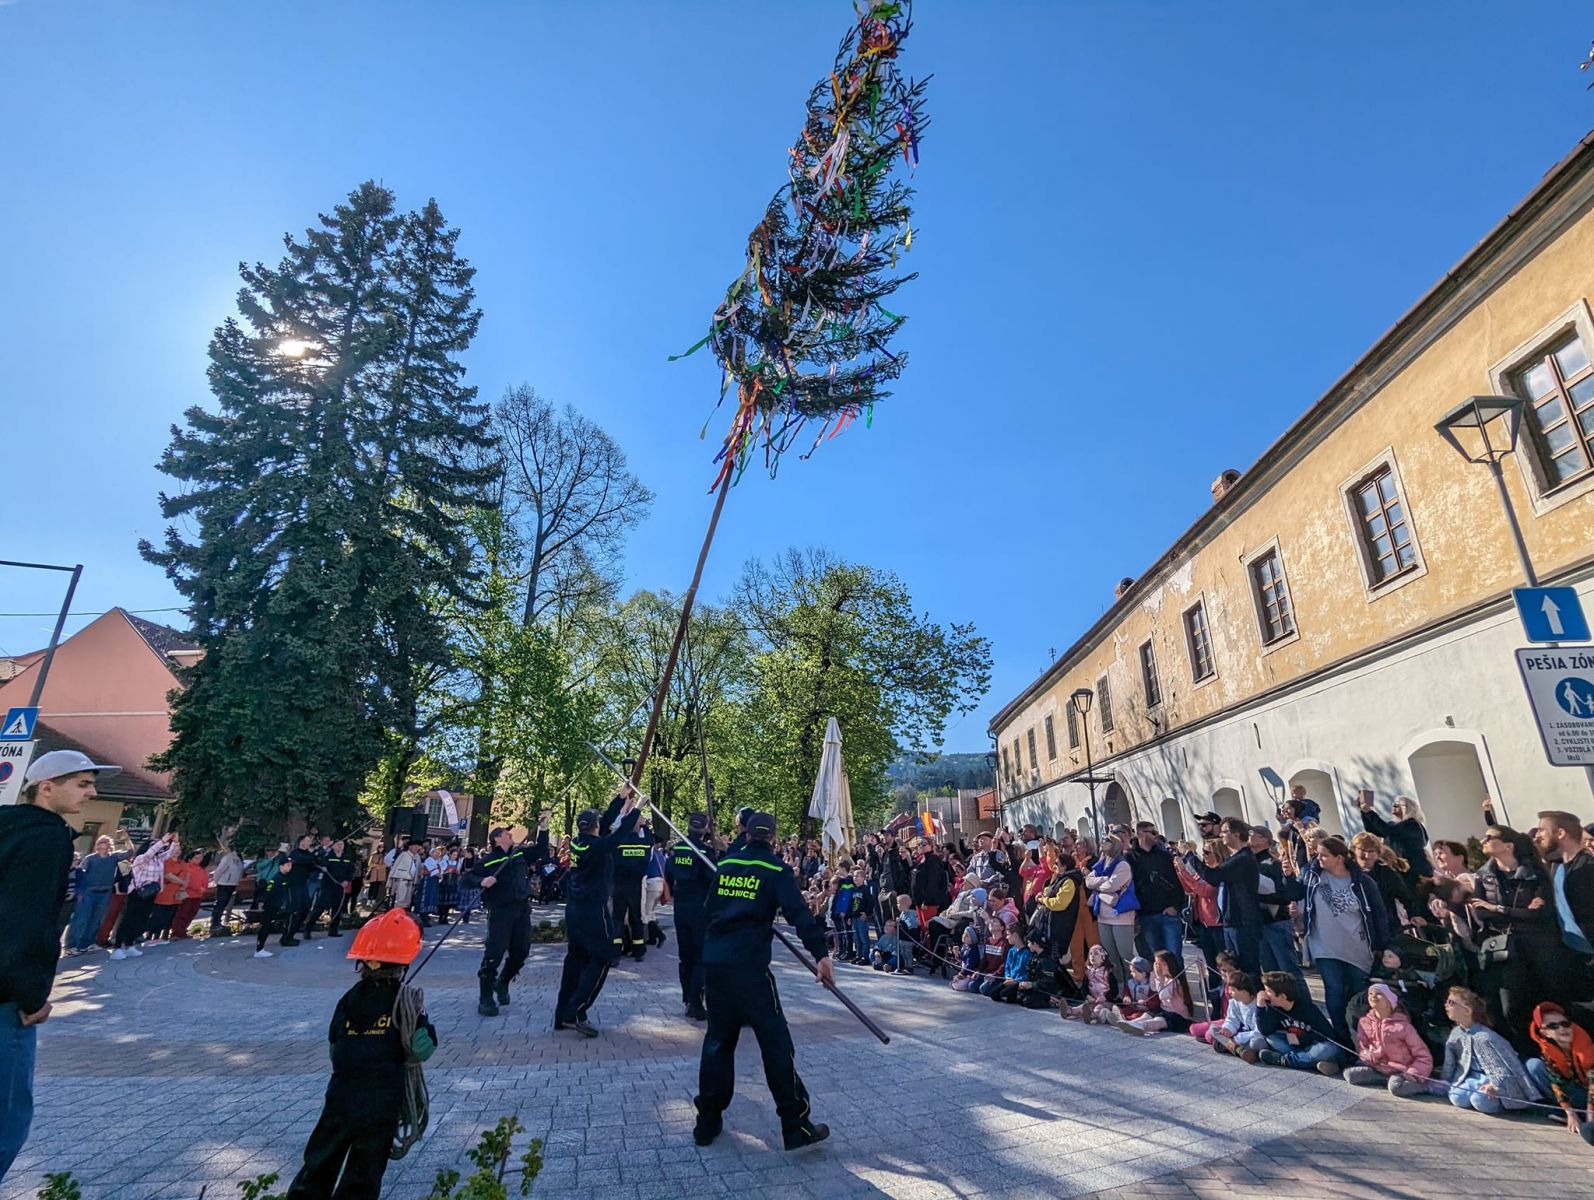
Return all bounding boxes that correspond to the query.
[1434,395,1537,585]
[1435,394,1594,800]
[1070,687,1101,846]
[984,749,999,828]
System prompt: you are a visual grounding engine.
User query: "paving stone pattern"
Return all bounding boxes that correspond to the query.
[6,908,1592,1199]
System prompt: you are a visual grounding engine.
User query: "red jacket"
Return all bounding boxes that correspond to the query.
[1177,860,1220,928]
[1355,1010,1434,1078]
[1530,1002,1594,1108]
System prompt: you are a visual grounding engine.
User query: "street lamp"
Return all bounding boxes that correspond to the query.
[1435,395,1537,585]
[1070,687,1101,846]
[984,749,999,827]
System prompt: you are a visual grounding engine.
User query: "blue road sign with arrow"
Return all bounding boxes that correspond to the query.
[1514,587,1590,644]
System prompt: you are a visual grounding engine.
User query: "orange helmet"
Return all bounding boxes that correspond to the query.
[346,909,422,965]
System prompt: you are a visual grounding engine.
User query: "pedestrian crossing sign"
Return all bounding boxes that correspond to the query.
[1,707,38,740]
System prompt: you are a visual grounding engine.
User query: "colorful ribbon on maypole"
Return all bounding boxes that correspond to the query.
[670,1,928,487]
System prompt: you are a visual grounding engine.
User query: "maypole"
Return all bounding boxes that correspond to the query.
[630,0,929,790]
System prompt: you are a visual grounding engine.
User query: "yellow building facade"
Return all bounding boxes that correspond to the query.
[990,132,1594,844]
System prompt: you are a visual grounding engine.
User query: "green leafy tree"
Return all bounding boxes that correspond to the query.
[716,548,990,834]
[142,183,494,837]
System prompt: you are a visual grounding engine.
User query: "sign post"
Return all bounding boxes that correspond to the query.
[1516,648,1594,768]
[0,741,37,806]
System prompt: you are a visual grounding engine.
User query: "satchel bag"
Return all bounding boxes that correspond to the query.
[1478,932,1511,966]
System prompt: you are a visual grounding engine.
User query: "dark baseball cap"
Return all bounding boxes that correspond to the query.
[746,812,777,840]
[687,812,710,835]
[736,806,755,828]
[1192,810,1222,824]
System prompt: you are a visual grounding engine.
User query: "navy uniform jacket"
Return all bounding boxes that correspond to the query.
[325,976,437,1115]
[464,829,550,910]
[665,837,718,911]
[612,828,652,883]
[702,839,829,968]
[566,795,640,908]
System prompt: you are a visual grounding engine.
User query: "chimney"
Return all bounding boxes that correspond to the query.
[1115,576,1135,600]
[1210,468,1241,503]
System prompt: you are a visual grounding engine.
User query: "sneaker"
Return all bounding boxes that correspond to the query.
[254,949,274,959]
[692,1115,722,1147]
[1258,1049,1286,1067]
[783,1122,830,1152]
[1315,1060,1343,1077]
[1388,1075,1425,1099]
[1240,1049,1261,1065]
[570,1018,599,1039]
[1343,1065,1382,1087]
[280,937,301,947]
[125,946,143,958]
[1113,1016,1148,1036]
[109,948,128,960]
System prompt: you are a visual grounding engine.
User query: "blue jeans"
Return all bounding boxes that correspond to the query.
[1223,926,1261,975]
[1265,1032,1342,1070]
[1526,1057,1586,1107]
[68,890,111,951]
[1260,920,1306,989]
[0,1003,37,1182]
[851,916,871,960]
[1314,956,1369,1047]
[1448,1069,1503,1114]
[1139,913,1185,969]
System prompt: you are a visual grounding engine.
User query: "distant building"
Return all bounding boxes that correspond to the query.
[0,609,197,834]
[990,132,1594,843]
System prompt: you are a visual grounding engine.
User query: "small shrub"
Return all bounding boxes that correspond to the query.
[38,1172,81,1200]
[427,1116,544,1199]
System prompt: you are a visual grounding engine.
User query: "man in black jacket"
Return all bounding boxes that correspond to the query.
[693,812,832,1152]
[554,788,641,1037]
[1128,822,1185,969]
[307,837,358,938]
[281,834,322,945]
[666,813,718,1021]
[1185,817,1262,974]
[1,749,118,1183]
[1250,826,1306,987]
[467,813,551,1017]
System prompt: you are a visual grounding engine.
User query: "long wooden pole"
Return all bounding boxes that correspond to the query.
[629,468,734,788]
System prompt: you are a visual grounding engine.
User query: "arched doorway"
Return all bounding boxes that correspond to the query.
[1213,786,1245,822]
[1159,797,1186,841]
[1286,765,1343,836]
[1102,781,1133,829]
[1053,821,1070,841]
[1406,737,1492,841]
[1078,814,1095,842]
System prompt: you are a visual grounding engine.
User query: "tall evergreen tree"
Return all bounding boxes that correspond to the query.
[142,183,495,836]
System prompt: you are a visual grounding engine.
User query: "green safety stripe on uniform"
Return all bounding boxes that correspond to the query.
[481,856,507,868]
[715,857,782,871]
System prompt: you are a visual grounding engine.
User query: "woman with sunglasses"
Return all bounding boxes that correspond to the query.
[1470,824,1568,1054]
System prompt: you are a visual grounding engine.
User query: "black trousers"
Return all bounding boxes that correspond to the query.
[307,884,347,934]
[676,908,706,1006]
[283,886,311,941]
[695,964,812,1133]
[555,903,617,1024]
[114,891,157,948]
[480,904,532,985]
[287,1098,396,1200]
[210,885,238,931]
[612,877,644,952]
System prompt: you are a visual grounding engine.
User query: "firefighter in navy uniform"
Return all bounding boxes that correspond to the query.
[665,812,718,1020]
[464,812,551,1017]
[693,811,832,1152]
[722,806,755,857]
[612,817,652,960]
[554,784,642,1037]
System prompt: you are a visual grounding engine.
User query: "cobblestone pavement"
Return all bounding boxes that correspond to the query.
[6,908,1593,1199]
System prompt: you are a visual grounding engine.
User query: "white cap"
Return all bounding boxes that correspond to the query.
[23,749,121,786]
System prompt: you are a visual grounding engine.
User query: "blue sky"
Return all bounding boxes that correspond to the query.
[3,1,1592,753]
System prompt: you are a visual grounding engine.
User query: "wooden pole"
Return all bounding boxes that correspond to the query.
[629,469,734,789]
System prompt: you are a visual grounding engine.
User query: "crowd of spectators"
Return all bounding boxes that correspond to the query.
[787,789,1594,1143]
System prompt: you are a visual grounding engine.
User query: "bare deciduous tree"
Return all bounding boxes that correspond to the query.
[494,384,653,629]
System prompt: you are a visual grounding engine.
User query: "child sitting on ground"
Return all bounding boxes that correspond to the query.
[1013,934,1060,1009]
[1210,971,1266,1062]
[1434,987,1538,1114]
[894,894,921,972]
[1526,1001,1594,1141]
[1256,971,1343,1075]
[1063,944,1118,1023]
[1112,956,1155,1018]
[1188,952,1239,1043]
[1112,951,1194,1035]
[950,926,985,992]
[872,918,904,972]
[983,926,1035,1001]
[1345,982,1432,1098]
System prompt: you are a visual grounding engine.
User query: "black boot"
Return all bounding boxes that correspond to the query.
[692,1111,722,1146]
[783,1122,830,1152]
[477,976,500,1017]
[495,978,511,1008]
[648,921,667,947]
[686,1000,708,1022]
